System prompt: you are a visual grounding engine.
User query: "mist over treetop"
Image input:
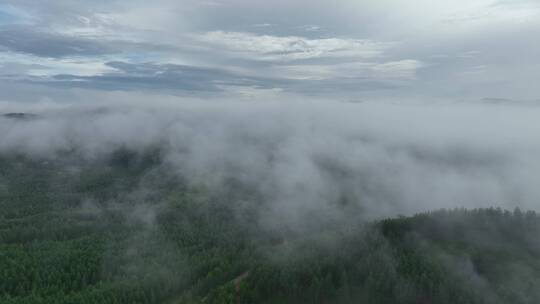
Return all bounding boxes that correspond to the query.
[2,100,539,221]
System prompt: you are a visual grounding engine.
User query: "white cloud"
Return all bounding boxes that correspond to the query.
[371,60,425,80]
[443,4,540,27]
[274,60,424,81]
[52,14,125,40]
[197,31,390,61]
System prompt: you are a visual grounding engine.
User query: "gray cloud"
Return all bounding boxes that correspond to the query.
[36,61,280,93]
[7,61,401,96]
[0,26,175,58]
[0,27,116,57]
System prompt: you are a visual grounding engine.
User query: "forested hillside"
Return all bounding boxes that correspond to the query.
[1,152,539,304]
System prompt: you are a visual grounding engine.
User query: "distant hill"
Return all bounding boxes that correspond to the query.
[2,112,38,120]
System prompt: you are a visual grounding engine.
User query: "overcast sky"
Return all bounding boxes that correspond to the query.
[0,0,539,103]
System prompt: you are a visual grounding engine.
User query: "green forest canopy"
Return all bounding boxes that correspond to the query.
[1,152,539,304]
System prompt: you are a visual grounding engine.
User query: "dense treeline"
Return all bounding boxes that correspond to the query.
[1,152,539,303]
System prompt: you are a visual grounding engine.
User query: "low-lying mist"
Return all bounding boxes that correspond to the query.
[1,99,539,231]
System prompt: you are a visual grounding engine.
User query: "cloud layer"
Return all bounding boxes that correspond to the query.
[2,100,540,231]
[0,1,538,101]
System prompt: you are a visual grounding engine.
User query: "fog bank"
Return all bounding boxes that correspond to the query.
[1,100,539,228]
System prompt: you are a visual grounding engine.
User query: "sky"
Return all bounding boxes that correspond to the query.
[0,0,539,103]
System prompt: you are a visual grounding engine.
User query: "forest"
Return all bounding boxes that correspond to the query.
[2,0,540,302]
[1,148,539,304]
